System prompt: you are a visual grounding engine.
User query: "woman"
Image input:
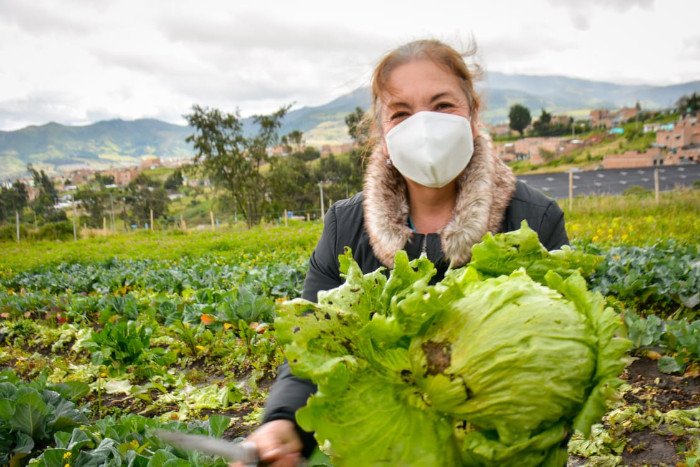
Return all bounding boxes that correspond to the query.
[242,39,568,466]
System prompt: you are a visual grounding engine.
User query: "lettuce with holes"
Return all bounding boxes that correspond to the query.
[275,223,630,466]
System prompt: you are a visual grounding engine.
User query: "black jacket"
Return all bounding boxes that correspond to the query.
[262,180,568,456]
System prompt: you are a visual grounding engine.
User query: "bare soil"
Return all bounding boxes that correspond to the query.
[569,356,699,466]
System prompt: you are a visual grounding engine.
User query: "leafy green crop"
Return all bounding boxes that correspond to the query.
[82,320,176,376]
[0,369,89,465]
[31,414,233,467]
[276,224,631,466]
[623,310,700,374]
[214,286,275,324]
[588,241,699,319]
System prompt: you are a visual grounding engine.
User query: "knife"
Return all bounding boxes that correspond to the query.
[155,429,262,466]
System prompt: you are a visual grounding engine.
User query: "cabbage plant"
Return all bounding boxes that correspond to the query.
[275,224,631,466]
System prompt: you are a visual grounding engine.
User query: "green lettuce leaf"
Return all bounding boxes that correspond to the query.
[275,226,629,466]
[469,221,603,282]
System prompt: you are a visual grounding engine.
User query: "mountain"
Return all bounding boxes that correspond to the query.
[1,74,698,179]
[478,72,699,122]
[0,119,193,179]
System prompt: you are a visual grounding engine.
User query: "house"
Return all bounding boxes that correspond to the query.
[493,142,517,162]
[551,115,571,126]
[656,114,700,151]
[140,157,162,170]
[103,168,139,186]
[590,107,639,129]
[67,168,96,185]
[486,123,514,137]
[590,109,613,129]
[602,147,665,169]
[320,143,355,157]
[513,137,561,164]
[618,107,639,123]
[643,122,674,133]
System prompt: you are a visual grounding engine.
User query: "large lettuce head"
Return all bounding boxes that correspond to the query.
[275,223,630,466]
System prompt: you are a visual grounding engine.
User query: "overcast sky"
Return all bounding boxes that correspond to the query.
[1,0,698,131]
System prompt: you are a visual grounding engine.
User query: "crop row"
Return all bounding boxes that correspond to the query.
[0,239,698,465]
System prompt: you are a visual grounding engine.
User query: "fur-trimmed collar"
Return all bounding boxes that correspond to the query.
[363,132,516,268]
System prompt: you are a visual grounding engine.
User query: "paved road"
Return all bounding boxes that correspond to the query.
[518,164,700,199]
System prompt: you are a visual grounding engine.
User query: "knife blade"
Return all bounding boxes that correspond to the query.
[155,429,261,466]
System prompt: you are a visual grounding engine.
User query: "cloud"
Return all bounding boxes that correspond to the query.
[0,0,95,36]
[682,35,700,55]
[157,9,380,53]
[478,30,576,75]
[0,0,696,133]
[0,93,87,131]
[546,0,654,13]
[84,8,387,115]
[546,0,654,30]
[570,13,590,31]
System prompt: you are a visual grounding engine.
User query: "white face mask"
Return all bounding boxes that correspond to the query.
[385,111,474,188]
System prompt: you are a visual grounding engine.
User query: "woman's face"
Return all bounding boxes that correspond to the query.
[379,58,476,137]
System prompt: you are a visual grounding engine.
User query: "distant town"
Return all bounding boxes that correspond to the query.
[2,106,699,206]
[490,108,699,169]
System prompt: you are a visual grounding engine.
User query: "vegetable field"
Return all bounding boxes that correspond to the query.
[1,190,699,466]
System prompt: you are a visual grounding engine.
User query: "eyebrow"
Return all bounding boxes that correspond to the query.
[385,91,456,109]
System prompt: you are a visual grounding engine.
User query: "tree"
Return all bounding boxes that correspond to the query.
[75,186,109,228]
[281,130,305,154]
[124,174,169,227]
[0,180,29,224]
[293,146,321,162]
[266,153,315,213]
[95,173,115,186]
[184,104,289,227]
[532,109,552,135]
[164,169,184,191]
[341,107,370,194]
[345,107,371,150]
[509,104,532,137]
[28,164,66,223]
[676,92,699,115]
[311,153,360,203]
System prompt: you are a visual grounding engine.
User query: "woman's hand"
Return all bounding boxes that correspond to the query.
[230,420,303,467]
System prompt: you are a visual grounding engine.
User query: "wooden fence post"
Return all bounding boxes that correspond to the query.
[654,168,659,204]
[569,171,573,212]
[72,201,77,241]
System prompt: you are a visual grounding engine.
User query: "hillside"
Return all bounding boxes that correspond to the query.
[479,72,699,122]
[0,119,193,178]
[1,74,698,179]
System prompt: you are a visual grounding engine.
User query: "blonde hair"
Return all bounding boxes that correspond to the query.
[368,39,482,139]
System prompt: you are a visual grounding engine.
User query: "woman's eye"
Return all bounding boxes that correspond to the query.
[435,102,454,111]
[390,111,410,121]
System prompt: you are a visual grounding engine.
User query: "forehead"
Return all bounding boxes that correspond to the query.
[382,59,464,103]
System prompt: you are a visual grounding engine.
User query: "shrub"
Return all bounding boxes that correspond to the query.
[622,185,651,197]
[0,223,28,242]
[29,221,75,241]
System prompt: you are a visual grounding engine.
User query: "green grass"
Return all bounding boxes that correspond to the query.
[2,188,697,276]
[0,221,323,274]
[562,188,700,247]
[141,166,175,181]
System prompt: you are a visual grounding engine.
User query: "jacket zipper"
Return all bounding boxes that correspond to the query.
[421,235,428,256]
